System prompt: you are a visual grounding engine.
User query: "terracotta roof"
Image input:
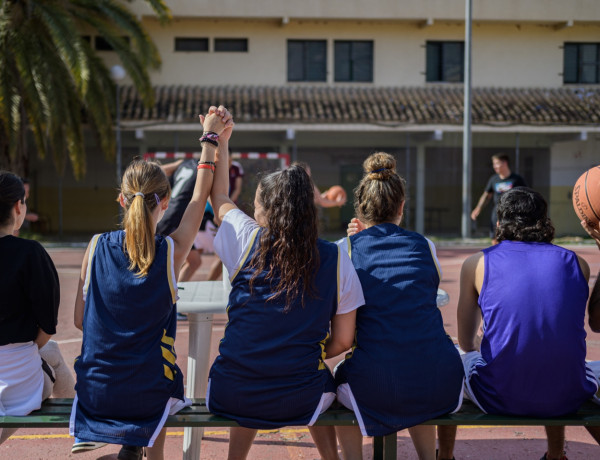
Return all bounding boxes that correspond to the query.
[119,85,600,126]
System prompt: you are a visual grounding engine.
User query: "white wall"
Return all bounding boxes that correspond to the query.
[135,19,599,87]
[129,0,600,22]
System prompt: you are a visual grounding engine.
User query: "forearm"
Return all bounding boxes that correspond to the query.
[474,193,490,211]
[589,272,600,332]
[211,139,236,222]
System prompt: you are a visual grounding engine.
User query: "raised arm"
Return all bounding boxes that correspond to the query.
[210,120,237,224]
[457,252,484,351]
[170,107,232,274]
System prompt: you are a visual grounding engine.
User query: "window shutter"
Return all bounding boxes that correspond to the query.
[426,42,440,82]
[563,43,578,83]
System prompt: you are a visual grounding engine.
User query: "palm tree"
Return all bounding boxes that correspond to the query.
[0,0,171,179]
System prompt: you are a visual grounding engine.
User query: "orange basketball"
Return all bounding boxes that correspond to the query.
[573,166,600,226]
[325,185,347,202]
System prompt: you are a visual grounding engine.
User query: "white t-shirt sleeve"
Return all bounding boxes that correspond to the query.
[336,243,365,315]
[425,237,443,279]
[214,209,259,277]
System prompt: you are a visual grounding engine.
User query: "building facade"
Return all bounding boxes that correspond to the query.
[30,0,600,237]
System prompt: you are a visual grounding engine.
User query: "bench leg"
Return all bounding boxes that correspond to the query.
[183,313,214,460]
[372,433,397,460]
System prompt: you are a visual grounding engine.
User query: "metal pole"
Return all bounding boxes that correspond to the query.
[515,132,520,174]
[116,84,122,187]
[405,133,410,228]
[461,0,473,239]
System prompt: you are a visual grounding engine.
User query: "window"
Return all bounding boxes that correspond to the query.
[287,40,327,82]
[214,38,248,52]
[334,41,374,82]
[95,36,129,51]
[564,43,600,84]
[175,38,209,52]
[426,41,464,83]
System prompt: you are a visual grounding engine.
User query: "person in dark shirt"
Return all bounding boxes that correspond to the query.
[0,171,74,444]
[471,154,527,244]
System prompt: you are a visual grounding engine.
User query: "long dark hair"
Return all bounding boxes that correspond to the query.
[0,171,25,226]
[495,187,554,243]
[249,165,320,310]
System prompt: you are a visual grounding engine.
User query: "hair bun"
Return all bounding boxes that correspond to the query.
[363,152,396,179]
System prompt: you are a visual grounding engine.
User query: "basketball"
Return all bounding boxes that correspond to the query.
[572,166,600,226]
[325,185,347,202]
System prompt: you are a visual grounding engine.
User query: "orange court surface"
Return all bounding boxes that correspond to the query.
[3,242,600,460]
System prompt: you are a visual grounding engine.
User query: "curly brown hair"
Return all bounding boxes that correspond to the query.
[495,187,554,243]
[354,152,406,225]
[249,165,320,310]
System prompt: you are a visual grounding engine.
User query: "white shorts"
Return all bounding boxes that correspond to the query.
[193,220,217,253]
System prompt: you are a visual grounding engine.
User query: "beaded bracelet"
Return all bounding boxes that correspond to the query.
[202,131,219,142]
[197,164,215,173]
[199,160,216,167]
[199,136,218,147]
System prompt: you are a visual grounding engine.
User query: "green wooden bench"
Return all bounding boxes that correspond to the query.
[2,398,600,460]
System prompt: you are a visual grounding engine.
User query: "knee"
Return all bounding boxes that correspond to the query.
[39,340,61,366]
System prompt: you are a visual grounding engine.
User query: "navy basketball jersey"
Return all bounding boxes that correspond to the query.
[336,223,463,436]
[208,230,339,429]
[70,231,185,446]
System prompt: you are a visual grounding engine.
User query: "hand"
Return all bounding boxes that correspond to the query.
[199,105,233,135]
[347,217,366,237]
[581,220,600,249]
[336,196,347,206]
[470,208,480,220]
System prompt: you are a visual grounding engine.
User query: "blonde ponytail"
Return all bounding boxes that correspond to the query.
[120,161,171,277]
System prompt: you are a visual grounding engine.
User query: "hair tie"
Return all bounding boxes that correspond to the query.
[134,192,145,198]
[154,193,160,205]
[370,168,388,173]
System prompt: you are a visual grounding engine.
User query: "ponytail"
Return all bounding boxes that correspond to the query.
[120,161,170,277]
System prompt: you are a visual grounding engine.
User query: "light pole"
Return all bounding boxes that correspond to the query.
[111,65,125,187]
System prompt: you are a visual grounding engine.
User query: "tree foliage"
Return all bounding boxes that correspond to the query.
[0,0,170,179]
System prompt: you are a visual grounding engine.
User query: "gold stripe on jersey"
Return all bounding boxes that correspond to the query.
[161,329,175,347]
[161,346,176,365]
[163,364,174,381]
[318,332,330,370]
[230,227,260,283]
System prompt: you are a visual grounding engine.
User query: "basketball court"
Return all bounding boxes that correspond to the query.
[2,242,600,459]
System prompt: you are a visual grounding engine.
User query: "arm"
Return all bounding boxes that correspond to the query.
[210,123,237,224]
[457,252,484,351]
[34,329,51,349]
[471,191,492,220]
[74,239,92,331]
[314,185,347,208]
[170,107,232,275]
[160,158,184,177]
[347,217,366,237]
[581,220,600,332]
[324,310,356,358]
[230,175,243,203]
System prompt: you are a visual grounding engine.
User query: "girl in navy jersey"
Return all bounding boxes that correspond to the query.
[332,152,464,460]
[70,107,232,460]
[207,140,364,459]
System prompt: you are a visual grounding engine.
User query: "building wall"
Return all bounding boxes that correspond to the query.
[550,136,600,236]
[132,19,600,87]
[129,0,600,22]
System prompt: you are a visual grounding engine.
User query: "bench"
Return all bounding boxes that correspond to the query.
[2,398,600,460]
